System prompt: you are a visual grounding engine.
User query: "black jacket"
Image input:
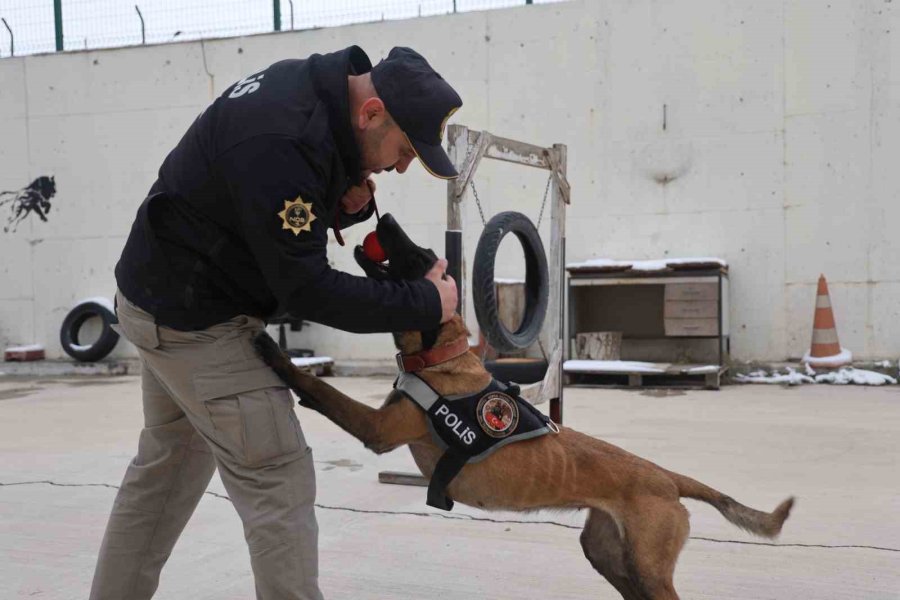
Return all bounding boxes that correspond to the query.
[116,46,441,332]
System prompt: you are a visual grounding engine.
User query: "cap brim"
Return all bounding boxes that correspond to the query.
[407,135,458,180]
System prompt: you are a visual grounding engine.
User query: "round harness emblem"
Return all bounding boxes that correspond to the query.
[476,392,519,438]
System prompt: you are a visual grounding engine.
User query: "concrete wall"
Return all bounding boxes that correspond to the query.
[1,0,897,363]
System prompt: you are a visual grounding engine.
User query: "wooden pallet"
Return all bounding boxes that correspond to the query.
[565,363,726,390]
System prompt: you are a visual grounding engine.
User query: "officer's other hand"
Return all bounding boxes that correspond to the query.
[425,259,458,324]
[341,178,375,214]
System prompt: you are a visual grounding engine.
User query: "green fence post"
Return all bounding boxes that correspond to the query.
[54,0,63,50]
[273,0,281,31]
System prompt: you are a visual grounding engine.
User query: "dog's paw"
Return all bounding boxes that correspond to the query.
[253,331,288,370]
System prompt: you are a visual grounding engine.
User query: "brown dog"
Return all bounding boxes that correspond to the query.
[253,214,793,600]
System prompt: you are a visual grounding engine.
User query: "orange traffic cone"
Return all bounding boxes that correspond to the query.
[802,274,851,368]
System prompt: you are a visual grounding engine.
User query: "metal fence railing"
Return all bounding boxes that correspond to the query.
[0,0,567,58]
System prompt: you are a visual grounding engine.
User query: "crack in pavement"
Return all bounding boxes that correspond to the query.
[3,480,898,554]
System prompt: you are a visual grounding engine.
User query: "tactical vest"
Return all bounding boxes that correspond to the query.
[394,372,556,511]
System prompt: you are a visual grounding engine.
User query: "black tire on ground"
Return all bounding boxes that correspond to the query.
[484,358,549,385]
[472,211,549,353]
[60,301,120,362]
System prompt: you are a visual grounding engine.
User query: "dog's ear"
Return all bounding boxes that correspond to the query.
[354,246,390,281]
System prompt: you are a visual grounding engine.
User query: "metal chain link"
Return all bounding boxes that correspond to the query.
[536,173,553,230]
[469,180,487,226]
[471,173,553,229]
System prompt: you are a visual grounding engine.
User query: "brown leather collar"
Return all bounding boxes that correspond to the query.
[396,336,470,372]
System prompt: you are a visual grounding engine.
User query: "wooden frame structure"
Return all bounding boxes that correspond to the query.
[445,124,570,423]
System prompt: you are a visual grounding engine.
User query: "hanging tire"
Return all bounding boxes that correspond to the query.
[472,211,549,353]
[484,358,549,385]
[60,300,120,362]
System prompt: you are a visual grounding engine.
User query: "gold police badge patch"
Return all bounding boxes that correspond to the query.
[278,196,316,236]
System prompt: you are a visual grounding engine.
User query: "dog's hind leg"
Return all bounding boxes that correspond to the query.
[580,508,645,600]
[619,497,690,600]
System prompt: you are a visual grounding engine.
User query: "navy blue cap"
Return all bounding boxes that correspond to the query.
[371,47,463,179]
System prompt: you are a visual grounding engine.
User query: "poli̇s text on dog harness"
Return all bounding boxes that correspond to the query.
[394,372,556,510]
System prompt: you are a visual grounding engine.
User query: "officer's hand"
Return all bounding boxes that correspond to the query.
[425,259,458,324]
[341,178,375,214]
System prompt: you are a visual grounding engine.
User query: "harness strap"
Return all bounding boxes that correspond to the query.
[427,449,468,511]
[395,372,440,410]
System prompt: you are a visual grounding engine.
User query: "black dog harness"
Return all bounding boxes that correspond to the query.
[394,372,557,511]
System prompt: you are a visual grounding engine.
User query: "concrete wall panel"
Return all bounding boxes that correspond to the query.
[0,0,897,362]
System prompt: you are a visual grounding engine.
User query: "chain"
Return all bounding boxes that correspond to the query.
[469,180,487,226]
[536,173,553,230]
[470,172,552,228]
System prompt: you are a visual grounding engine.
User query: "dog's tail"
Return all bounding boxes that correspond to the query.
[667,470,794,538]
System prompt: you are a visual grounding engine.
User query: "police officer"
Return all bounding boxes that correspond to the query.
[89,46,461,600]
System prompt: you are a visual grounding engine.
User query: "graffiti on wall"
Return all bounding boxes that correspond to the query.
[0,176,57,233]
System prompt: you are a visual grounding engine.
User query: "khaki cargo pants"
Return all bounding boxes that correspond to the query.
[89,290,323,600]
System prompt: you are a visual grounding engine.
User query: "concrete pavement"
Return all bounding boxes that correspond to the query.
[1,374,898,599]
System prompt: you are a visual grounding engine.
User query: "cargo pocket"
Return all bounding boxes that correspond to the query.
[194,360,307,467]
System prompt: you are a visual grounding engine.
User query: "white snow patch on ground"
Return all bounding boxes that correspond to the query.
[814,368,897,386]
[735,368,814,386]
[736,365,896,386]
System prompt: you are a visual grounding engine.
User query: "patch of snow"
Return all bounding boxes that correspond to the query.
[566,258,633,270]
[665,257,728,267]
[877,360,893,368]
[629,260,670,272]
[736,365,896,386]
[567,257,728,271]
[814,368,897,386]
[802,348,852,368]
[73,296,115,313]
[290,356,333,367]
[803,362,816,377]
[684,365,720,374]
[564,360,665,374]
[5,344,44,353]
[735,367,814,386]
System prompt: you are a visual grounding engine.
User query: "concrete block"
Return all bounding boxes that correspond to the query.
[0,59,26,119]
[606,0,783,143]
[25,43,214,117]
[870,282,900,358]
[785,0,871,116]
[0,299,34,351]
[0,235,33,301]
[784,110,873,284]
[0,118,29,191]
[31,238,120,358]
[24,107,200,239]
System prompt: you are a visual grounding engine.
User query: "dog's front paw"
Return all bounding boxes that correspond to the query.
[253,331,290,372]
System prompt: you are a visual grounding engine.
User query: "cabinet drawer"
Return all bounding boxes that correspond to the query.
[664,318,719,337]
[664,300,718,319]
[664,282,718,302]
